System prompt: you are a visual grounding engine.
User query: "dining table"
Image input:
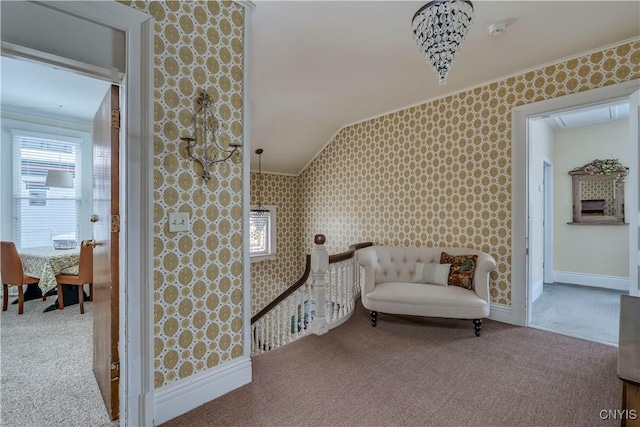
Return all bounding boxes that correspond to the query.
[18,245,80,294]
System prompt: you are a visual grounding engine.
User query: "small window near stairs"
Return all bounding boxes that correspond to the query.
[250,205,276,262]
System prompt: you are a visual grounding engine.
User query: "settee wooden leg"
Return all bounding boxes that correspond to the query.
[370,311,378,327]
[473,319,482,336]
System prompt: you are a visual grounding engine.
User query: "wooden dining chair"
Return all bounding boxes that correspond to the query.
[1,241,41,315]
[54,240,93,314]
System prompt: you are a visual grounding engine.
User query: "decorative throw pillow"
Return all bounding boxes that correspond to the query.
[412,262,451,287]
[440,252,478,290]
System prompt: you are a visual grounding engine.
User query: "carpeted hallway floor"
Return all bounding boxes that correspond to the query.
[531,282,624,344]
[164,302,622,427]
[0,296,115,427]
[1,293,624,427]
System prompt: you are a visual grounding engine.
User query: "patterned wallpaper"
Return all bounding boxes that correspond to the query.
[580,179,616,216]
[123,0,245,389]
[249,41,639,313]
[297,42,639,306]
[249,172,305,315]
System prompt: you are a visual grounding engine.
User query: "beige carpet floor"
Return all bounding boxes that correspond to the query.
[0,296,116,427]
[531,282,624,344]
[163,302,621,427]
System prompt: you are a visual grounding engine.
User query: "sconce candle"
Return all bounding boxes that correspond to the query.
[180,90,241,183]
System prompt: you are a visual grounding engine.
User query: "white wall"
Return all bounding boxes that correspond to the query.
[553,119,630,281]
[0,1,125,73]
[529,118,554,300]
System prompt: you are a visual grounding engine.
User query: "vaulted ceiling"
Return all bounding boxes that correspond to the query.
[1,1,638,176]
[250,1,640,175]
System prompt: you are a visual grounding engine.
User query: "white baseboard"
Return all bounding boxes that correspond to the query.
[154,356,252,425]
[532,279,543,303]
[554,271,629,291]
[489,303,519,325]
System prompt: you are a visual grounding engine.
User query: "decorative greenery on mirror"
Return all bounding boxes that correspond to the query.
[568,159,628,225]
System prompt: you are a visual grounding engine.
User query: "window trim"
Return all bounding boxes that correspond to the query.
[12,129,82,247]
[249,204,276,263]
[6,124,93,248]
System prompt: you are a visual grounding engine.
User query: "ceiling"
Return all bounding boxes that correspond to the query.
[547,101,629,130]
[0,55,110,123]
[1,1,638,174]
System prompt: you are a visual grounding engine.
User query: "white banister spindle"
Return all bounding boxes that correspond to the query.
[251,324,257,354]
[338,263,344,317]
[280,303,286,346]
[295,288,301,336]
[343,262,350,314]
[310,234,329,335]
[275,305,281,348]
[295,289,302,337]
[340,266,349,317]
[283,297,291,344]
[268,315,273,351]
[328,264,339,322]
[250,242,371,356]
[259,317,267,353]
[306,282,314,326]
[278,304,284,347]
[347,255,357,310]
[262,317,267,353]
[327,266,333,321]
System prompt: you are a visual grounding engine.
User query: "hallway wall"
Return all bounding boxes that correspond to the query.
[299,41,639,306]
[529,118,555,299]
[553,119,630,279]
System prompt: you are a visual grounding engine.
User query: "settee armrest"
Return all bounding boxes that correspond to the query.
[472,253,496,304]
[357,247,378,296]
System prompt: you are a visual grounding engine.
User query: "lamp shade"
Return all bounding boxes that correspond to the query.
[45,170,74,188]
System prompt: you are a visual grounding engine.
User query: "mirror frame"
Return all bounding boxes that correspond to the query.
[568,159,628,225]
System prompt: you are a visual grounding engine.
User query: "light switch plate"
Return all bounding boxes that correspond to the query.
[168,212,189,232]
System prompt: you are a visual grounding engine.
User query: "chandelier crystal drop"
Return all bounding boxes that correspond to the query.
[411,0,474,85]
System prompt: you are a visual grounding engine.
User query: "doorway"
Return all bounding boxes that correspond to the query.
[525,99,634,344]
[0,1,154,425]
[0,55,118,425]
[511,80,639,331]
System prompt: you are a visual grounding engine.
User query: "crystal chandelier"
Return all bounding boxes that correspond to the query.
[251,148,270,223]
[411,0,474,85]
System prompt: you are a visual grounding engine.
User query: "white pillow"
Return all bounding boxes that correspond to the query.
[412,262,451,286]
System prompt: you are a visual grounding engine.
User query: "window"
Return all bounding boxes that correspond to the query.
[12,130,83,248]
[249,205,276,262]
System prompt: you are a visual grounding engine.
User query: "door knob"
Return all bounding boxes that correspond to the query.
[90,214,99,222]
[83,240,102,248]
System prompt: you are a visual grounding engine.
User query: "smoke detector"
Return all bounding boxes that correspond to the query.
[489,22,506,36]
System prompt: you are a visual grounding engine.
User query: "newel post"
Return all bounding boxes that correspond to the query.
[310,234,329,335]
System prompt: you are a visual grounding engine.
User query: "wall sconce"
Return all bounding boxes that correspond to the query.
[180,90,241,183]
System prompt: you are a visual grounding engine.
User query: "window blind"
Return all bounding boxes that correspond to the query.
[249,210,270,255]
[12,131,82,249]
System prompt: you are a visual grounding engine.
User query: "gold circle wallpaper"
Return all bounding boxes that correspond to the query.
[251,41,639,312]
[124,0,245,389]
[249,173,305,315]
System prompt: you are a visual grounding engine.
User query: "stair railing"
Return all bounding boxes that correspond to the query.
[250,235,372,355]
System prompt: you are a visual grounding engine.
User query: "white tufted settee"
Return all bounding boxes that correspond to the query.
[358,246,496,336]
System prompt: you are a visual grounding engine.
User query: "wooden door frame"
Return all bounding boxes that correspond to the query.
[24,2,155,425]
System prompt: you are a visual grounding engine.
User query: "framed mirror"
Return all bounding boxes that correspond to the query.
[569,159,628,225]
